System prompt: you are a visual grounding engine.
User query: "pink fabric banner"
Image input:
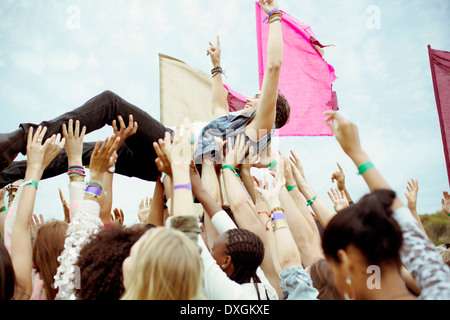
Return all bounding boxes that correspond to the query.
[256,2,337,137]
[428,45,450,187]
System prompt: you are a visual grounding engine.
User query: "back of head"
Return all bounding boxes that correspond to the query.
[322,190,403,268]
[0,241,15,300]
[76,223,151,300]
[32,220,68,300]
[122,227,203,300]
[275,92,291,129]
[309,258,344,300]
[225,228,265,284]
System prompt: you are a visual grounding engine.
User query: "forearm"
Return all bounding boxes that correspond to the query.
[98,172,113,224]
[192,183,222,220]
[341,186,353,204]
[148,179,165,226]
[240,167,256,203]
[211,75,229,119]
[172,167,195,217]
[286,187,320,237]
[279,188,323,267]
[298,182,335,228]
[11,166,42,299]
[201,160,222,206]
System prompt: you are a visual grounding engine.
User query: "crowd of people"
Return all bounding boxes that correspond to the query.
[1,0,450,301]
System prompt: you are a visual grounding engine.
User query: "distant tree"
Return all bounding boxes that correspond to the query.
[420,211,450,246]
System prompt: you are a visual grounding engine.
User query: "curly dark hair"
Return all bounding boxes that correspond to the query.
[75,223,153,300]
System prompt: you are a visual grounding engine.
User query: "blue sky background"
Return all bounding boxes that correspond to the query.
[1,0,449,225]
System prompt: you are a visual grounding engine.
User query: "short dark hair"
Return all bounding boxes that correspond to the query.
[275,92,291,129]
[322,190,403,268]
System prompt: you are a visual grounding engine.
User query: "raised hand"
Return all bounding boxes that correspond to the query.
[259,0,280,14]
[112,208,124,225]
[327,188,350,213]
[405,179,419,212]
[207,35,221,68]
[31,213,45,239]
[26,126,65,179]
[223,134,249,169]
[62,119,86,166]
[112,114,138,146]
[58,188,71,223]
[441,191,450,215]
[88,135,121,179]
[331,162,346,191]
[138,197,152,223]
[160,116,193,168]
[324,111,364,161]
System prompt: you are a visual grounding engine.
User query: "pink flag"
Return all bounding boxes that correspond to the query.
[428,45,450,187]
[256,2,337,137]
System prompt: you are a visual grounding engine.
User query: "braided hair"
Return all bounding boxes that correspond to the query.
[225,228,267,299]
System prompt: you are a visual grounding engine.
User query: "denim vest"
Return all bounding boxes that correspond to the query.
[193,111,274,164]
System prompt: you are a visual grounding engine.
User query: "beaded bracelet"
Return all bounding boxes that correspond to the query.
[269,206,285,217]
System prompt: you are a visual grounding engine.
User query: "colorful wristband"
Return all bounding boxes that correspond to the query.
[307,195,318,207]
[0,206,6,213]
[272,219,288,232]
[271,212,286,221]
[85,186,102,197]
[286,185,297,192]
[268,161,277,170]
[269,206,285,217]
[358,162,375,175]
[174,183,192,191]
[222,165,240,178]
[87,180,105,193]
[263,9,281,23]
[22,180,38,189]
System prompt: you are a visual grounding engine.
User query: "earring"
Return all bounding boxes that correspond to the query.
[344,277,355,300]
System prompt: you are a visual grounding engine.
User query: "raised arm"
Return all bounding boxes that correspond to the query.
[12,127,65,300]
[324,110,450,300]
[207,36,229,119]
[246,0,283,140]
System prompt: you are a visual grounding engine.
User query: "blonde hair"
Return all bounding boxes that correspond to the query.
[121,227,204,300]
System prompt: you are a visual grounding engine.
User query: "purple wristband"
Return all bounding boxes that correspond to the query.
[263,9,281,23]
[174,183,192,191]
[85,186,102,197]
[271,212,286,221]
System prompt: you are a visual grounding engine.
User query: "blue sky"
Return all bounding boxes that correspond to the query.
[1,0,449,225]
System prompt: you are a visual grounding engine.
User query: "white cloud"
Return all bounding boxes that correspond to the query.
[10,51,46,74]
[48,51,82,72]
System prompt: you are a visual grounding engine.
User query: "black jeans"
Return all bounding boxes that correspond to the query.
[1,91,172,187]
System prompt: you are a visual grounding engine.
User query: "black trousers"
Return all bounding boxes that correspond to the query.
[1,91,172,187]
